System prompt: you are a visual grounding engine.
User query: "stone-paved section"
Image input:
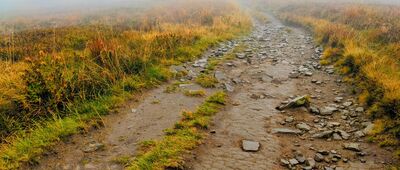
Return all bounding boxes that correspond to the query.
[187,15,304,170]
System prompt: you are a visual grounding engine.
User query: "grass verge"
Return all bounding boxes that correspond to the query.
[0,1,252,168]
[0,75,162,169]
[275,2,400,157]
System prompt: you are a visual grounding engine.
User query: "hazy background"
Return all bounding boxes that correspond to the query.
[0,0,159,18]
[1,0,399,19]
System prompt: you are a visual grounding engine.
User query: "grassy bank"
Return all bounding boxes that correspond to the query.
[0,0,251,169]
[128,91,227,170]
[273,2,400,155]
[0,74,166,169]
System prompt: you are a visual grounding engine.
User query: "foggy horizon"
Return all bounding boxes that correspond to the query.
[0,0,157,18]
[1,0,400,19]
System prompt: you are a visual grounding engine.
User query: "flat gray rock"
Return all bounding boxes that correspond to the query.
[309,106,320,114]
[236,53,246,59]
[344,143,361,152]
[214,71,226,82]
[82,142,105,153]
[280,159,289,166]
[224,83,234,92]
[285,116,294,123]
[304,71,313,76]
[334,97,344,103]
[272,128,302,134]
[296,122,311,131]
[276,95,310,110]
[306,158,316,167]
[288,72,300,78]
[320,106,338,115]
[337,130,350,140]
[332,133,342,140]
[242,140,260,152]
[314,153,324,162]
[289,158,299,165]
[355,107,364,112]
[343,101,352,107]
[354,131,365,138]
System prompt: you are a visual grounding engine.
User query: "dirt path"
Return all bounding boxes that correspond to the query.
[29,25,240,170]
[32,83,216,170]
[185,15,397,170]
[29,14,397,170]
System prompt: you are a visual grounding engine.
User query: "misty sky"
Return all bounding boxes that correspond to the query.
[1,0,399,18]
[0,0,151,17]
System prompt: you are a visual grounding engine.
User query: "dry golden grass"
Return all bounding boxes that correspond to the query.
[0,0,250,133]
[277,2,400,151]
[0,61,27,108]
[0,0,252,169]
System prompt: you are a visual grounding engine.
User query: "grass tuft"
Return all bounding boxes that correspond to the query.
[128,91,227,170]
[183,90,206,97]
[195,74,218,88]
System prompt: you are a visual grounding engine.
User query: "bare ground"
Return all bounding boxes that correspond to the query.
[31,83,215,170]
[184,15,397,170]
[27,14,398,170]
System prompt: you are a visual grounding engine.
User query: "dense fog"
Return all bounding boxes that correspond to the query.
[0,0,158,18]
[1,0,399,19]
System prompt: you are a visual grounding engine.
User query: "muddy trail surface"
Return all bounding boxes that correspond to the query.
[28,18,237,170]
[31,83,216,170]
[184,15,397,169]
[28,14,397,170]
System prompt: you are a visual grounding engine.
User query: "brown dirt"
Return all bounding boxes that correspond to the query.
[30,83,215,170]
[184,15,397,170]
[26,14,398,170]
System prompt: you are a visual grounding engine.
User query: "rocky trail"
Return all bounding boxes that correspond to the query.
[29,14,397,170]
[184,15,397,169]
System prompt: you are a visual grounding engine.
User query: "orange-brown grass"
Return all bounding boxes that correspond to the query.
[277,2,400,154]
[0,0,251,168]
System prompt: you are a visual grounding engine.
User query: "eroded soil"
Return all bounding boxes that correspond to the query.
[28,14,397,170]
[32,83,215,170]
[184,15,397,170]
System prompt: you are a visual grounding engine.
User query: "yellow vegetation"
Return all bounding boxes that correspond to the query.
[277,2,400,151]
[0,0,251,168]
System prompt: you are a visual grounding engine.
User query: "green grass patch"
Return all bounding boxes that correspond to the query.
[205,58,221,71]
[195,74,218,88]
[0,3,253,168]
[112,155,133,166]
[0,75,161,169]
[128,91,227,170]
[164,84,179,94]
